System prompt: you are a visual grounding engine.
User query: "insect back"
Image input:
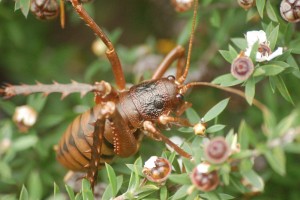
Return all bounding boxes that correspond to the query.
[129,76,182,122]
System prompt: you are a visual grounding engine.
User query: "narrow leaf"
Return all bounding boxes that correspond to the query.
[268,25,279,50]
[266,0,278,22]
[271,76,294,104]
[256,0,266,18]
[241,170,264,191]
[206,124,226,134]
[65,185,75,200]
[105,163,117,196]
[219,50,234,63]
[231,38,247,50]
[19,185,29,200]
[20,0,31,17]
[245,77,255,105]
[203,98,230,122]
[264,147,286,176]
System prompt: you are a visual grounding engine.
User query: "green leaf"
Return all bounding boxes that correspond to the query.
[28,172,43,200]
[53,182,59,198]
[170,185,189,200]
[229,45,238,60]
[105,163,117,197]
[267,25,279,51]
[238,121,250,150]
[274,111,298,138]
[206,124,226,134]
[256,0,266,18]
[20,0,31,17]
[250,42,259,62]
[19,185,29,200]
[65,185,75,200]
[219,50,234,63]
[289,38,300,54]
[259,64,285,76]
[81,179,94,200]
[245,77,255,105]
[185,108,200,124]
[200,192,221,200]
[27,93,47,112]
[160,186,168,200]
[212,73,244,87]
[231,38,247,50]
[203,98,230,122]
[0,100,15,115]
[168,174,191,185]
[210,10,221,28]
[241,170,264,191]
[12,135,38,152]
[264,147,286,176]
[270,76,294,104]
[266,0,278,22]
[284,143,300,154]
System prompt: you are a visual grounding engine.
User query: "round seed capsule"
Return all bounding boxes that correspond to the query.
[143,156,172,183]
[171,0,193,12]
[30,0,59,20]
[237,0,255,10]
[231,54,254,81]
[280,0,300,23]
[190,163,220,192]
[204,137,230,164]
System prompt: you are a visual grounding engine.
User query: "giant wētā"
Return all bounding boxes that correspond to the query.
[2,0,266,192]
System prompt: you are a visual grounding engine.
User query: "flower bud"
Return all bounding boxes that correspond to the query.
[190,163,219,192]
[171,0,193,12]
[280,0,300,23]
[237,0,255,10]
[193,120,206,136]
[204,137,230,164]
[143,156,172,183]
[13,105,38,132]
[231,53,254,80]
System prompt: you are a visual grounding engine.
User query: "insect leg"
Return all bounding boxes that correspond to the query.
[152,45,186,80]
[85,116,106,190]
[69,0,126,90]
[143,121,192,159]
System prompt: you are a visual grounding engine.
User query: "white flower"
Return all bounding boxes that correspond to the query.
[244,30,283,62]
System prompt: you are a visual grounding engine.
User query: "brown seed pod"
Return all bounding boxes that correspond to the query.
[190,163,220,192]
[237,0,255,10]
[280,0,300,23]
[13,105,38,133]
[204,137,230,164]
[171,0,193,12]
[231,53,254,81]
[30,0,59,20]
[143,156,172,183]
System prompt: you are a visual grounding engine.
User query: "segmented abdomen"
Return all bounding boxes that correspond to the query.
[56,106,115,171]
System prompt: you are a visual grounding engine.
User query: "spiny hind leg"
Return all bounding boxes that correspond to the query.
[85,102,116,190]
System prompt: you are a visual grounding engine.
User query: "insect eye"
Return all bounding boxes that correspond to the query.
[167,75,176,81]
[176,94,184,101]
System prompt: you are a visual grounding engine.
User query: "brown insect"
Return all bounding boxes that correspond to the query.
[2,0,259,192]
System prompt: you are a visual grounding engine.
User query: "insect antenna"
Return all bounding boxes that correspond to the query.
[60,0,65,28]
[178,0,199,84]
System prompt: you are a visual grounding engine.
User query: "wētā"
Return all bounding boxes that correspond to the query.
[1,0,263,192]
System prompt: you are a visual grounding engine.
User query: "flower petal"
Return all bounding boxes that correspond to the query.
[267,47,283,61]
[246,30,267,48]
